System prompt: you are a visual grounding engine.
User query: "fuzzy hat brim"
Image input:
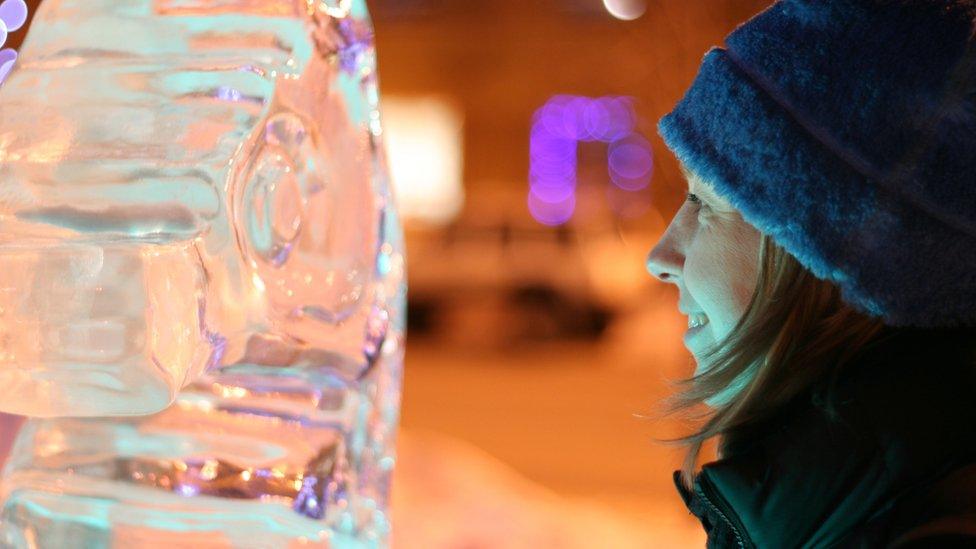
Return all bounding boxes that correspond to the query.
[658,47,976,328]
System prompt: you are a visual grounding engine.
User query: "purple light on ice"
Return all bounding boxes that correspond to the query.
[529,180,576,204]
[0,49,15,83]
[0,0,28,86]
[0,0,27,32]
[293,476,326,520]
[175,484,199,498]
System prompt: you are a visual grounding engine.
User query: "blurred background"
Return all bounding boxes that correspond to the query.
[4,1,772,546]
[367,2,770,547]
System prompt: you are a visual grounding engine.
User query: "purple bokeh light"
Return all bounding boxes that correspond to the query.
[608,134,653,191]
[0,0,27,31]
[528,190,575,226]
[0,0,28,86]
[216,86,243,102]
[528,95,652,225]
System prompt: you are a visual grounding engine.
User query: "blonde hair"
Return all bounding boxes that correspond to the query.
[658,233,893,491]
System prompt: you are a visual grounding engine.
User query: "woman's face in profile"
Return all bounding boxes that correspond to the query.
[646,171,762,376]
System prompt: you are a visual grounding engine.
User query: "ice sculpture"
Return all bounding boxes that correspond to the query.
[0,0,405,546]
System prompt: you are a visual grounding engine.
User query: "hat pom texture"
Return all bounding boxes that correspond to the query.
[658,0,976,328]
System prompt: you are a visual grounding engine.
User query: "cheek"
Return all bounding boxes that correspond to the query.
[684,223,759,321]
[684,235,733,305]
[726,224,762,307]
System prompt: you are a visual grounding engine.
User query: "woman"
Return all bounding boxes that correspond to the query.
[645,0,976,546]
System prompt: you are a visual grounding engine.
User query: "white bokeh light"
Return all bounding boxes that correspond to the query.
[383,96,465,226]
[602,0,646,21]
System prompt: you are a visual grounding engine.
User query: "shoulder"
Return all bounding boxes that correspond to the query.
[888,517,976,548]
[883,462,976,548]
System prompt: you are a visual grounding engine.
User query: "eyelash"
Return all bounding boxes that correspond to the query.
[686,193,711,219]
[687,193,708,208]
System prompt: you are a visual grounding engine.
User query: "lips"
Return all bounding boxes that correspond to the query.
[684,320,710,348]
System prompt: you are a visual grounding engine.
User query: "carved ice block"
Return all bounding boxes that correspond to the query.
[0,1,405,546]
[0,0,403,417]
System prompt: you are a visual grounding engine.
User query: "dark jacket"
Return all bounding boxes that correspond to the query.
[674,327,976,548]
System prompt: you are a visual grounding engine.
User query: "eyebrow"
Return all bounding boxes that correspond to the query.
[680,165,710,196]
[691,181,717,199]
[680,166,727,207]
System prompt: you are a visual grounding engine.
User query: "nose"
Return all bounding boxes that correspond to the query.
[646,219,684,283]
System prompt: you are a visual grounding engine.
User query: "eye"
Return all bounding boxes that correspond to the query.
[687,192,709,210]
[686,192,711,221]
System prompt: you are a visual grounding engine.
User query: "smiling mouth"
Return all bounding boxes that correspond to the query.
[684,314,711,347]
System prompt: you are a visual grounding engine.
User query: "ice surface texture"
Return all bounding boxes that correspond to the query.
[0,0,405,546]
[0,0,404,417]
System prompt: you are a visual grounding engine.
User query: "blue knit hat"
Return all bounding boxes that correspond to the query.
[657,0,976,328]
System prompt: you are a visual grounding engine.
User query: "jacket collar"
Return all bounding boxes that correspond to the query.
[673,327,976,547]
